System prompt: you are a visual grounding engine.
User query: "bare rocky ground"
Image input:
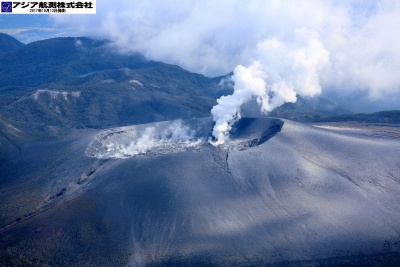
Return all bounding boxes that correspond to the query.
[1,117,400,266]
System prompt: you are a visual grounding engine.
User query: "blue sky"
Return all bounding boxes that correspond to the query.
[0,14,74,43]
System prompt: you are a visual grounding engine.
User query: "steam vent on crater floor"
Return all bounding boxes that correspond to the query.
[1,22,400,265]
[1,117,400,266]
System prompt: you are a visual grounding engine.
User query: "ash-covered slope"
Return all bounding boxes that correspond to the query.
[1,117,400,266]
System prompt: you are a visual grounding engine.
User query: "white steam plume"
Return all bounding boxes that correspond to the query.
[52,0,400,111]
[89,120,204,159]
[211,30,329,144]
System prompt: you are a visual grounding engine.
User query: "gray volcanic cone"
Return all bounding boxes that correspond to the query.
[1,117,400,266]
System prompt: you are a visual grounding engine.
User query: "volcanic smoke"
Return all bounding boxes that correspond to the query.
[210,32,329,145]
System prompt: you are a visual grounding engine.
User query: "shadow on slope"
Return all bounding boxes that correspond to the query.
[1,118,400,266]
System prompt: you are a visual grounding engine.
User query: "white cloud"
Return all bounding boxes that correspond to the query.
[0,27,54,35]
[52,0,400,102]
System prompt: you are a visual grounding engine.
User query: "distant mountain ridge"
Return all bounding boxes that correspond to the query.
[0,35,222,136]
[0,36,160,87]
[0,33,395,139]
[309,110,400,123]
[1,34,400,267]
[0,33,24,54]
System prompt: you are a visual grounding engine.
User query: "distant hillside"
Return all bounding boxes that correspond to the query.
[0,35,221,136]
[253,95,351,121]
[0,34,375,137]
[269,99,399,123]
[0,33,24,54]
[310,110,400,124]
[0,37,160,87]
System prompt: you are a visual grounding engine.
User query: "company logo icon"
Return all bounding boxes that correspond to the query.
[1,2,12,12]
